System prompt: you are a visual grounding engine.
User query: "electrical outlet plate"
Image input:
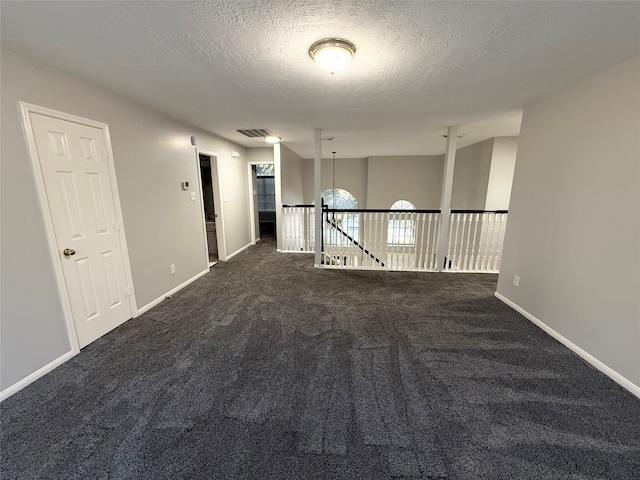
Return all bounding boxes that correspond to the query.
[513,274,520,286]
[170,264,176,275]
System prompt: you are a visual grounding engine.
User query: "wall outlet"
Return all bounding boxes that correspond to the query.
[513,274,520,287]
[170,264,176,275]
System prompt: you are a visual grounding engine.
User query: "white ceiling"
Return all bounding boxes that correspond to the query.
[2,1,639,158]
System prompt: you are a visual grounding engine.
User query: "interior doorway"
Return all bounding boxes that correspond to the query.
[199,153,221,265]
[253,164,276,239]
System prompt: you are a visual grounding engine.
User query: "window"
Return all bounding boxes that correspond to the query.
[255,163,275,176]
[388,200,416,246]
[255,164,275,211]
[322,188,359,244]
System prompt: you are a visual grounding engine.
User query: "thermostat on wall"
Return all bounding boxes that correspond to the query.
[181,181,190,190]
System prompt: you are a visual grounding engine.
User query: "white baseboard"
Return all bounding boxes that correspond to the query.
[225,242,253,261]
[0,349,78,402]
[494,291,640,399]
[137,268,210,316]
[2,267,211,402]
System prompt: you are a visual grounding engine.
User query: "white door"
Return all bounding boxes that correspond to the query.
[29,113,133,348]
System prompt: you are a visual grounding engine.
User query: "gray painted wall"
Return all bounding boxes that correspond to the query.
[367,156,443,209]
[497,56,640,387]
[451,139,493,210]
[486,137,518,210]
[301,155,443,209]
[0,50,252,391]
[245,147,273,165]
[298,149,515,211]
[303,157,369,206]
[280,144,305,205]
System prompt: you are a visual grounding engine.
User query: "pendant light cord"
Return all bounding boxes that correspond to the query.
[332,151,336,220]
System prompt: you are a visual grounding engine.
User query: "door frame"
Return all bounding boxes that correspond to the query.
[19,102,138,353]
[246,163,260,243]
[196,149,227,261]
[246,158,276,244]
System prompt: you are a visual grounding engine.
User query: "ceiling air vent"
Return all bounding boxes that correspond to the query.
[236,129,274,138]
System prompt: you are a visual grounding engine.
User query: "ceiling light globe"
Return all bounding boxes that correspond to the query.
[264,135,280,144]
[309,39,356,74]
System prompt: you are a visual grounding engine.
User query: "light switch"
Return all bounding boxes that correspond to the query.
[224,195,229,202]
[190,192,197,201]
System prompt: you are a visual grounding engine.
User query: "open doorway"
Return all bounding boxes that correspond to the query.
[199,153,220,265]
[253,164,276,239]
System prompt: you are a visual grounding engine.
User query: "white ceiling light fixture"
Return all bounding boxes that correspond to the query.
[309,38,356,74]
[264,135,280,144]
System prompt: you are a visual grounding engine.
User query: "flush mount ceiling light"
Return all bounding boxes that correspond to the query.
[264,135,280,144]
[309,38,356,74]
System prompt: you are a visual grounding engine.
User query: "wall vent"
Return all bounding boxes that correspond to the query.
[236,129,274,138]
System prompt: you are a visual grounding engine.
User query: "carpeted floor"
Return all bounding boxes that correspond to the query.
[1,238,639,479]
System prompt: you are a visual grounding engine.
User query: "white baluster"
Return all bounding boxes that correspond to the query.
[486,213,498,271]
[497,213,506,269]
[468,213,478,270]
[445,213,454,270]
[416,213,425,269]
[450,213,458,270]
[429,213,437,269]
[462,213,472,270]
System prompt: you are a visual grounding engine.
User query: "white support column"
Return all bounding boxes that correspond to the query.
[274,142,283,251]
[437,125,458,270]
[313,129,323,266]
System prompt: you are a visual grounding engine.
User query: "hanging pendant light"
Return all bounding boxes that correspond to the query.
[309,38,356,74]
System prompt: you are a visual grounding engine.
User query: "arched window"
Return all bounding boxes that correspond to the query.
[388,200,416,246]
[322,188,359,243]
[322,188,358,209]
[391,199,415,211]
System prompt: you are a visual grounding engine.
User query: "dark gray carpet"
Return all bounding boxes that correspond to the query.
[2,239,639,479]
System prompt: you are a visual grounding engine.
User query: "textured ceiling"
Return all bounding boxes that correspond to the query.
[2,1,639,158]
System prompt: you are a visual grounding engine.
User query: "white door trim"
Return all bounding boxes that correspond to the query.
[194,149,211,268]
[18,102,138,355]
[247,163,259,243]
[197,150,227,261]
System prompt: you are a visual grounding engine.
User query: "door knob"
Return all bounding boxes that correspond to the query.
[63,248,76,256]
